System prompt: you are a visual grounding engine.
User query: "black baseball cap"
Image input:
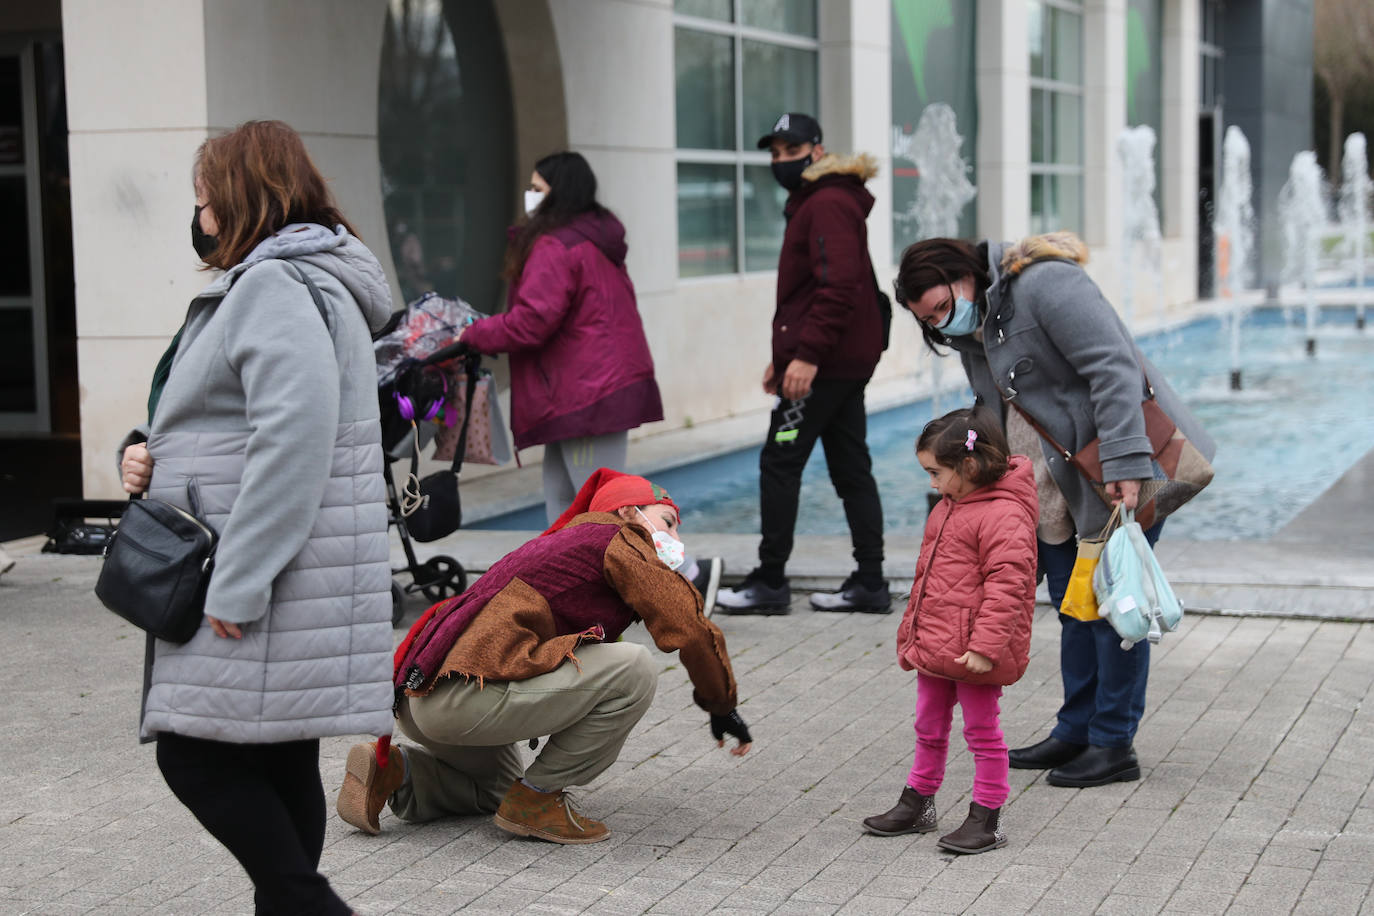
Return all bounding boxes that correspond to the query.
[756,112,822,150]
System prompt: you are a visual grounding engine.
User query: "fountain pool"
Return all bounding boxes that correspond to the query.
[472,307,1374,541]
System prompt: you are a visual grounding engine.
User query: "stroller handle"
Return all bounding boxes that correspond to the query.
[421,340,477,368]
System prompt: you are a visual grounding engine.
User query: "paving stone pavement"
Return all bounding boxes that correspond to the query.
[2,551,1373,915]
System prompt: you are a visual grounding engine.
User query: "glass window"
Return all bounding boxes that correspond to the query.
[677,163,737,277]
[741,40,818,148]
[1028,1,1084,234]
[0,307,35,412]
[743,164,789,271]
[891,0,980,249]
[674,3,818,276]
[675,29,735,150]
[0,57,22,166]
[740,0,817,37]
[675,0,731,22]
[0,176,30,296]
[377,0,514,312]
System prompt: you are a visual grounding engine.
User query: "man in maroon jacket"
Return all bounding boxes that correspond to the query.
[717,113,890,616]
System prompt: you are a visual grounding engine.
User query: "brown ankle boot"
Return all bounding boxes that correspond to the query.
[493,780,610,845]
[862,786,938,836]
[336,742,406,835]
[936,801,1007,854]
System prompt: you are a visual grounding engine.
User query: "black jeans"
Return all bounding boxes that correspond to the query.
[156,733,351,916]
[758,377,884,578]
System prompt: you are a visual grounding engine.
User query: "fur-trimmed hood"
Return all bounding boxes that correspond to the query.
[998,230,1089,278]
[801,152,880,184]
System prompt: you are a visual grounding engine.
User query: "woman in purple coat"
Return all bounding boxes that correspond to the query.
[461,151,664,523]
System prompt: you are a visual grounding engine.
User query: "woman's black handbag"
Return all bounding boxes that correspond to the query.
[402,360,479,543]
[95,481,218,643]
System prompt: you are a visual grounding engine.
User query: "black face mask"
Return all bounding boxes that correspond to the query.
[770,154,812,192]
[191,205,218,259]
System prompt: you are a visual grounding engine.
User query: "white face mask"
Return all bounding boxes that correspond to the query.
[636,508,686,571]
[524,189,546,216]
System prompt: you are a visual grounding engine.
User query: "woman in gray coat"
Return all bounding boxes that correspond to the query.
[894,232,1213,790]
[118,121,394,915]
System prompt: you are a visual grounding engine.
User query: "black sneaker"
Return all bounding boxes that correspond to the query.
[809,575,892,613]
[690,557,724,616]
[716,571,791,615]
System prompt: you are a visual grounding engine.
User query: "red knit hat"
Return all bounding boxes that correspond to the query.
[542,468,679,535]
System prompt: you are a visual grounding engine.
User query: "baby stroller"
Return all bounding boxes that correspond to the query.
[374,294,486,626]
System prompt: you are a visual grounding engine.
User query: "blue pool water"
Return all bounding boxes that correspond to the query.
[473,307,1374,540]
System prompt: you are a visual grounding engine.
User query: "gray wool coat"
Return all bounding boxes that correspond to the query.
[946,237,1215,538]
[121,225,397,743]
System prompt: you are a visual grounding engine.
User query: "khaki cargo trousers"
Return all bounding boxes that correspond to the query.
[389,641,658,822]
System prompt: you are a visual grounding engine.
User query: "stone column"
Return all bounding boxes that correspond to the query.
[65,0,392,497]
[975,0,1030,243]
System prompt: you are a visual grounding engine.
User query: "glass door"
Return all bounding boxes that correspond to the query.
[0,45,48,432]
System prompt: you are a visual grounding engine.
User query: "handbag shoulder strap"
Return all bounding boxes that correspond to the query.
[277,260,332,335]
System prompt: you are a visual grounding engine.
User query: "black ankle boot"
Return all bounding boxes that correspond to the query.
[1046,744,1140,787]
[861,786,937,836]
[1008,735,1086,769]
[936,802,1007,854]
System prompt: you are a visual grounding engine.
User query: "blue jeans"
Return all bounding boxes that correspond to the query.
[1038,520,1163,748]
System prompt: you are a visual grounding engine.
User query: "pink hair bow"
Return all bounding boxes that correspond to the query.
[965,430,977,451]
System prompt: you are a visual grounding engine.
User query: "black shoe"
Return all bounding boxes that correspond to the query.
[809,574,892,613]
[1009,736,1087,770]
[1046,745,1140,787]
[716,571,791,615]
[690,557,724,617]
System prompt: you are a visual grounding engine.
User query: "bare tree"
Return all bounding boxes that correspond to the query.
[1314,0,1374,182]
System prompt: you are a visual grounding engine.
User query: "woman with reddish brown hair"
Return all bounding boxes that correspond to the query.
[117,120,394,915]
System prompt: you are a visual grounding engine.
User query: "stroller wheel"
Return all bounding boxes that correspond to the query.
[416,555,466,601]
[391,580,405,627]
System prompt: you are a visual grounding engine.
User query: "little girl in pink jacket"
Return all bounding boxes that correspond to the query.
[864,407,1038,854]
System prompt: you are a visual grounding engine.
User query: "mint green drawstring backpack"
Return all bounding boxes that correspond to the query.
[1093,509,1183,650]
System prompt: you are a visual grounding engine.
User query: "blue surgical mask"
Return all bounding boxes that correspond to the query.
[939,295,981,337]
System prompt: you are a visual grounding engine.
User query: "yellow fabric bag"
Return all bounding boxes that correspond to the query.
[1059,505,1122,621]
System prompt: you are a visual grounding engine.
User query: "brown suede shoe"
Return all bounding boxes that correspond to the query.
[336,742,405,835]
[492,780,610,844]
[936,801,1007,854]
[862,786,938,836]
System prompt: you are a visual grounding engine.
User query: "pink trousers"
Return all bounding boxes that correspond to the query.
[907,672,1009,809]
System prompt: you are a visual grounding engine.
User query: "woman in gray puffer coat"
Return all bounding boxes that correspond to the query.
[118,121,394,916]
[894,233,1214,793]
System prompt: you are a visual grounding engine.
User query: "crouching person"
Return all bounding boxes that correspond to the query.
[337,469,753,844]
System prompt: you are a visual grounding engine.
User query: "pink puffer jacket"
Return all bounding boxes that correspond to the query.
[896,455,1039,687]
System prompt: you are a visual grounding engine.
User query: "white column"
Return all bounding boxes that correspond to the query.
[1083,0,1127,252]
[1160,0,1199,306]
[66,0,393,497]
[976,0,1030,242]
[819,0,892,268]
[64,0,211,498]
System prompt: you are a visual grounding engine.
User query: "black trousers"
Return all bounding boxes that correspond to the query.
[156,732,351,916]
[758,377,884,577]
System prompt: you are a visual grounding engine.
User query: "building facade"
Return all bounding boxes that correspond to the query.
[0,0,1311,504]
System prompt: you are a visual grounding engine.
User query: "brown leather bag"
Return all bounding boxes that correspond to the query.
[1008,381,1213,530]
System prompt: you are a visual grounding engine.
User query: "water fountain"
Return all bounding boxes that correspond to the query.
[1338,132,1370,331]
[893,103,977,509]
[1277,151,1328,356]
[892,103,978,241]
[1214,126,1256,389]
[1117,126,1164,332]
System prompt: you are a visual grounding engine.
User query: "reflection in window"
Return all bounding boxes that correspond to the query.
[378,0,514,311]
[674,3,818,276]
[891,0,979,249]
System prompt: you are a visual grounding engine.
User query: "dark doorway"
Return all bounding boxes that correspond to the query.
[1197,110,1219,299]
